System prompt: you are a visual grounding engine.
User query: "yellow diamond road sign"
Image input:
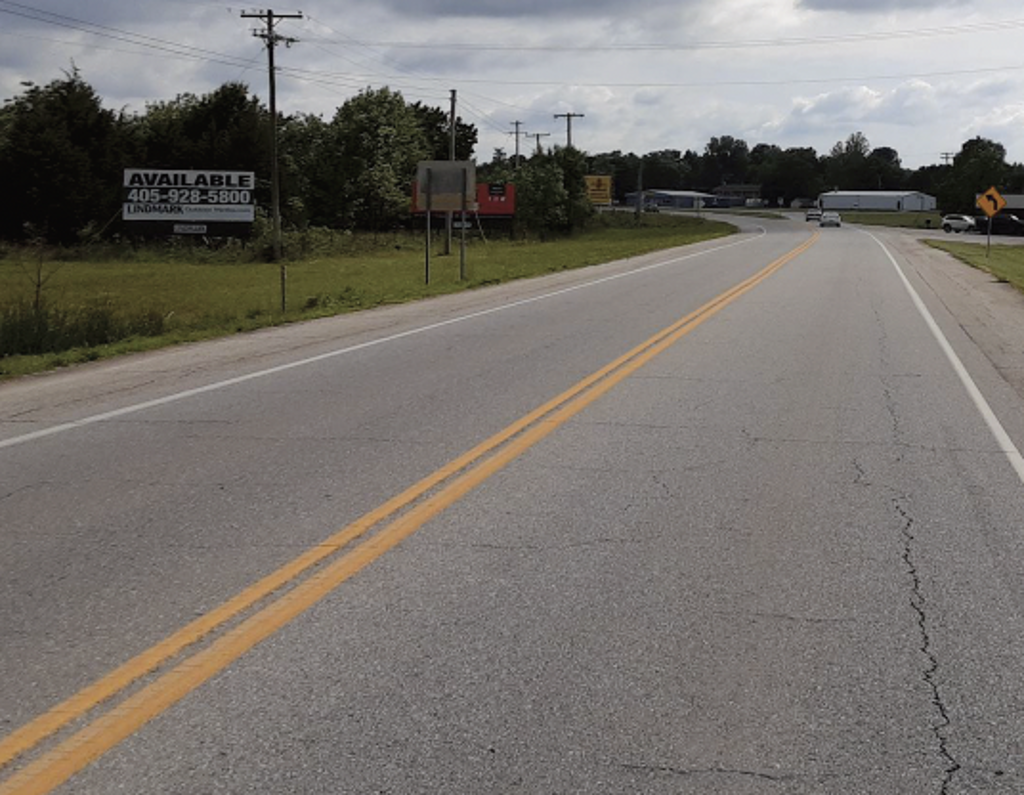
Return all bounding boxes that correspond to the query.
[977,186,1007,218]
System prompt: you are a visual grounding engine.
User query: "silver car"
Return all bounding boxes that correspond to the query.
[819,211,842,227]
[942,214,976,233]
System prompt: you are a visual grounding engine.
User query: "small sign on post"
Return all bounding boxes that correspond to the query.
[416,161,477,282]
[977,186,1007,218]
[977,186,1007,257]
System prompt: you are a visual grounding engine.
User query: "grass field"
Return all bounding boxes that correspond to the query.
[926,239,1024,293]
[0,214,734,378]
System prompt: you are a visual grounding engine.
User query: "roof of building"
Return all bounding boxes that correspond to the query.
[641,190,717,198]
[821,190,934,198]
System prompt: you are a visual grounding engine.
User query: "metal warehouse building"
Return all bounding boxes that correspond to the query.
[626,190,717,209]
[818,190,937,212]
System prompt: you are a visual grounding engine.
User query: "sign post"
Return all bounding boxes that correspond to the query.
[425,168,433,285]
[415,161,476,283]
[977,186,1007,258]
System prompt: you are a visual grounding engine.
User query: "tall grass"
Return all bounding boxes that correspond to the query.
[0,214,733,377]
[926,239,1024,293]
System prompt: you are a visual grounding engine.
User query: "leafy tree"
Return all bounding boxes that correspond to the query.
[757,147,824,206]
[278,112,331,227]
[0,69,132,243]
[824,131,874,190]
[905,163,948,198]
[699,135,750,188]
[138,82,267,171]
[938,137,1009,213]
[330,87,429,231]
[867,146,905,190]
[640,150,690,191]
[514,155,567,237]
[588,150,639,203]
[408,101,477,161]
[478,147,515,185]
[514,147,594,237]
[552,146,594,232]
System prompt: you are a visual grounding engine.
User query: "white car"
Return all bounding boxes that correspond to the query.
[942,214,976,233]
[805,208,822,221]
[819,211,842,227]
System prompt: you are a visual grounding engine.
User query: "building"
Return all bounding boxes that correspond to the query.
[818,190,937,212]
[713,184,763,207]
[625,190,717,210]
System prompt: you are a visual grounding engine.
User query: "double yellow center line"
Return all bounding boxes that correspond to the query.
[0,232,817,795]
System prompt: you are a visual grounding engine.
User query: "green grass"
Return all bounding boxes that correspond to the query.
[0,214,734,378]
[839,211,943,230]
[925,239,1024,293]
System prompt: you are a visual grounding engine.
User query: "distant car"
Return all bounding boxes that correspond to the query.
[805,208,822,221]
[974,213,1024,236]
[941,214,976,233]
[819,211,842,227]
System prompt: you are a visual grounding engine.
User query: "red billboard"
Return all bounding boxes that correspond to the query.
[412,182,515,216]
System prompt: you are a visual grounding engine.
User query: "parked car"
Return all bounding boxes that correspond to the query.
[819,211,842,228]
[941,214,976,233]
[973,213,1024,236]
[805,208,822,221]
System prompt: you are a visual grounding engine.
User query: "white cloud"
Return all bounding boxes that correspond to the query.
[3,0,1024,168]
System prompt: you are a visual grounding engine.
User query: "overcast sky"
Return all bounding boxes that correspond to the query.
[2,0,1024,170]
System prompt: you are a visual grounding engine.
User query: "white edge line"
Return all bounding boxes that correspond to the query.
[1,227,769,451]
[866,230,1024,485]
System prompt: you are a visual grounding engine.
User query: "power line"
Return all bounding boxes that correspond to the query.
[0,1,254,69]
[303,17,1024,53]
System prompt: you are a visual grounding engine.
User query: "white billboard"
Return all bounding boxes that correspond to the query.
[122,169,256,224]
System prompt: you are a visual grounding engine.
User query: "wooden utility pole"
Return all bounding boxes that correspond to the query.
[554,112,585,149]
[529,132,550,154]
[509,120,525,170]
[242,8,302,311]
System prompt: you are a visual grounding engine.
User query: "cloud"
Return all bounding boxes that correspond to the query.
[349,0,688,20]
[796,0,972,11]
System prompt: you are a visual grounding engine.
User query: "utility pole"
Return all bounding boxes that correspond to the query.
[554,112,585,148]
[529,132,550,154]
[242,8,302,312]
[941,152,955,165]
[509,120,525,170]
[635,159,643,221]
[445,89,456,256]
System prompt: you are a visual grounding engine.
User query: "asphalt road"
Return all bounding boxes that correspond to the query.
[2,216,1024,793]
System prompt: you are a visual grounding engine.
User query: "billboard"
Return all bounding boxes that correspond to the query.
[122,169,256,235]
[585,175,613,206]
[411,182,515,217]
[414,161,477,212]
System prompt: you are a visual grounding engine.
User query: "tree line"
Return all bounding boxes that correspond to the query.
[3,70,1023,245]
[575,132,1024,212]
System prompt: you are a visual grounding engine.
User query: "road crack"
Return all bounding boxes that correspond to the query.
[621,762,794,782]
[894,497,961,793]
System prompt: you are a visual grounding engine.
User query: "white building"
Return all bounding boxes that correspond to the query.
[626,189,717,209]
[818,191,937,212]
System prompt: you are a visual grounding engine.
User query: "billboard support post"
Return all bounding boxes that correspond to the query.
[425,168,433,285]
[460,168,468,281]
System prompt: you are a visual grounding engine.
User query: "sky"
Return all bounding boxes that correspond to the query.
[2,0,1024,170]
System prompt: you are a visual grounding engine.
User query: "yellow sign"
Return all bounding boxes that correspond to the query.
[585,175,613,206]
[977,186,1007,218]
